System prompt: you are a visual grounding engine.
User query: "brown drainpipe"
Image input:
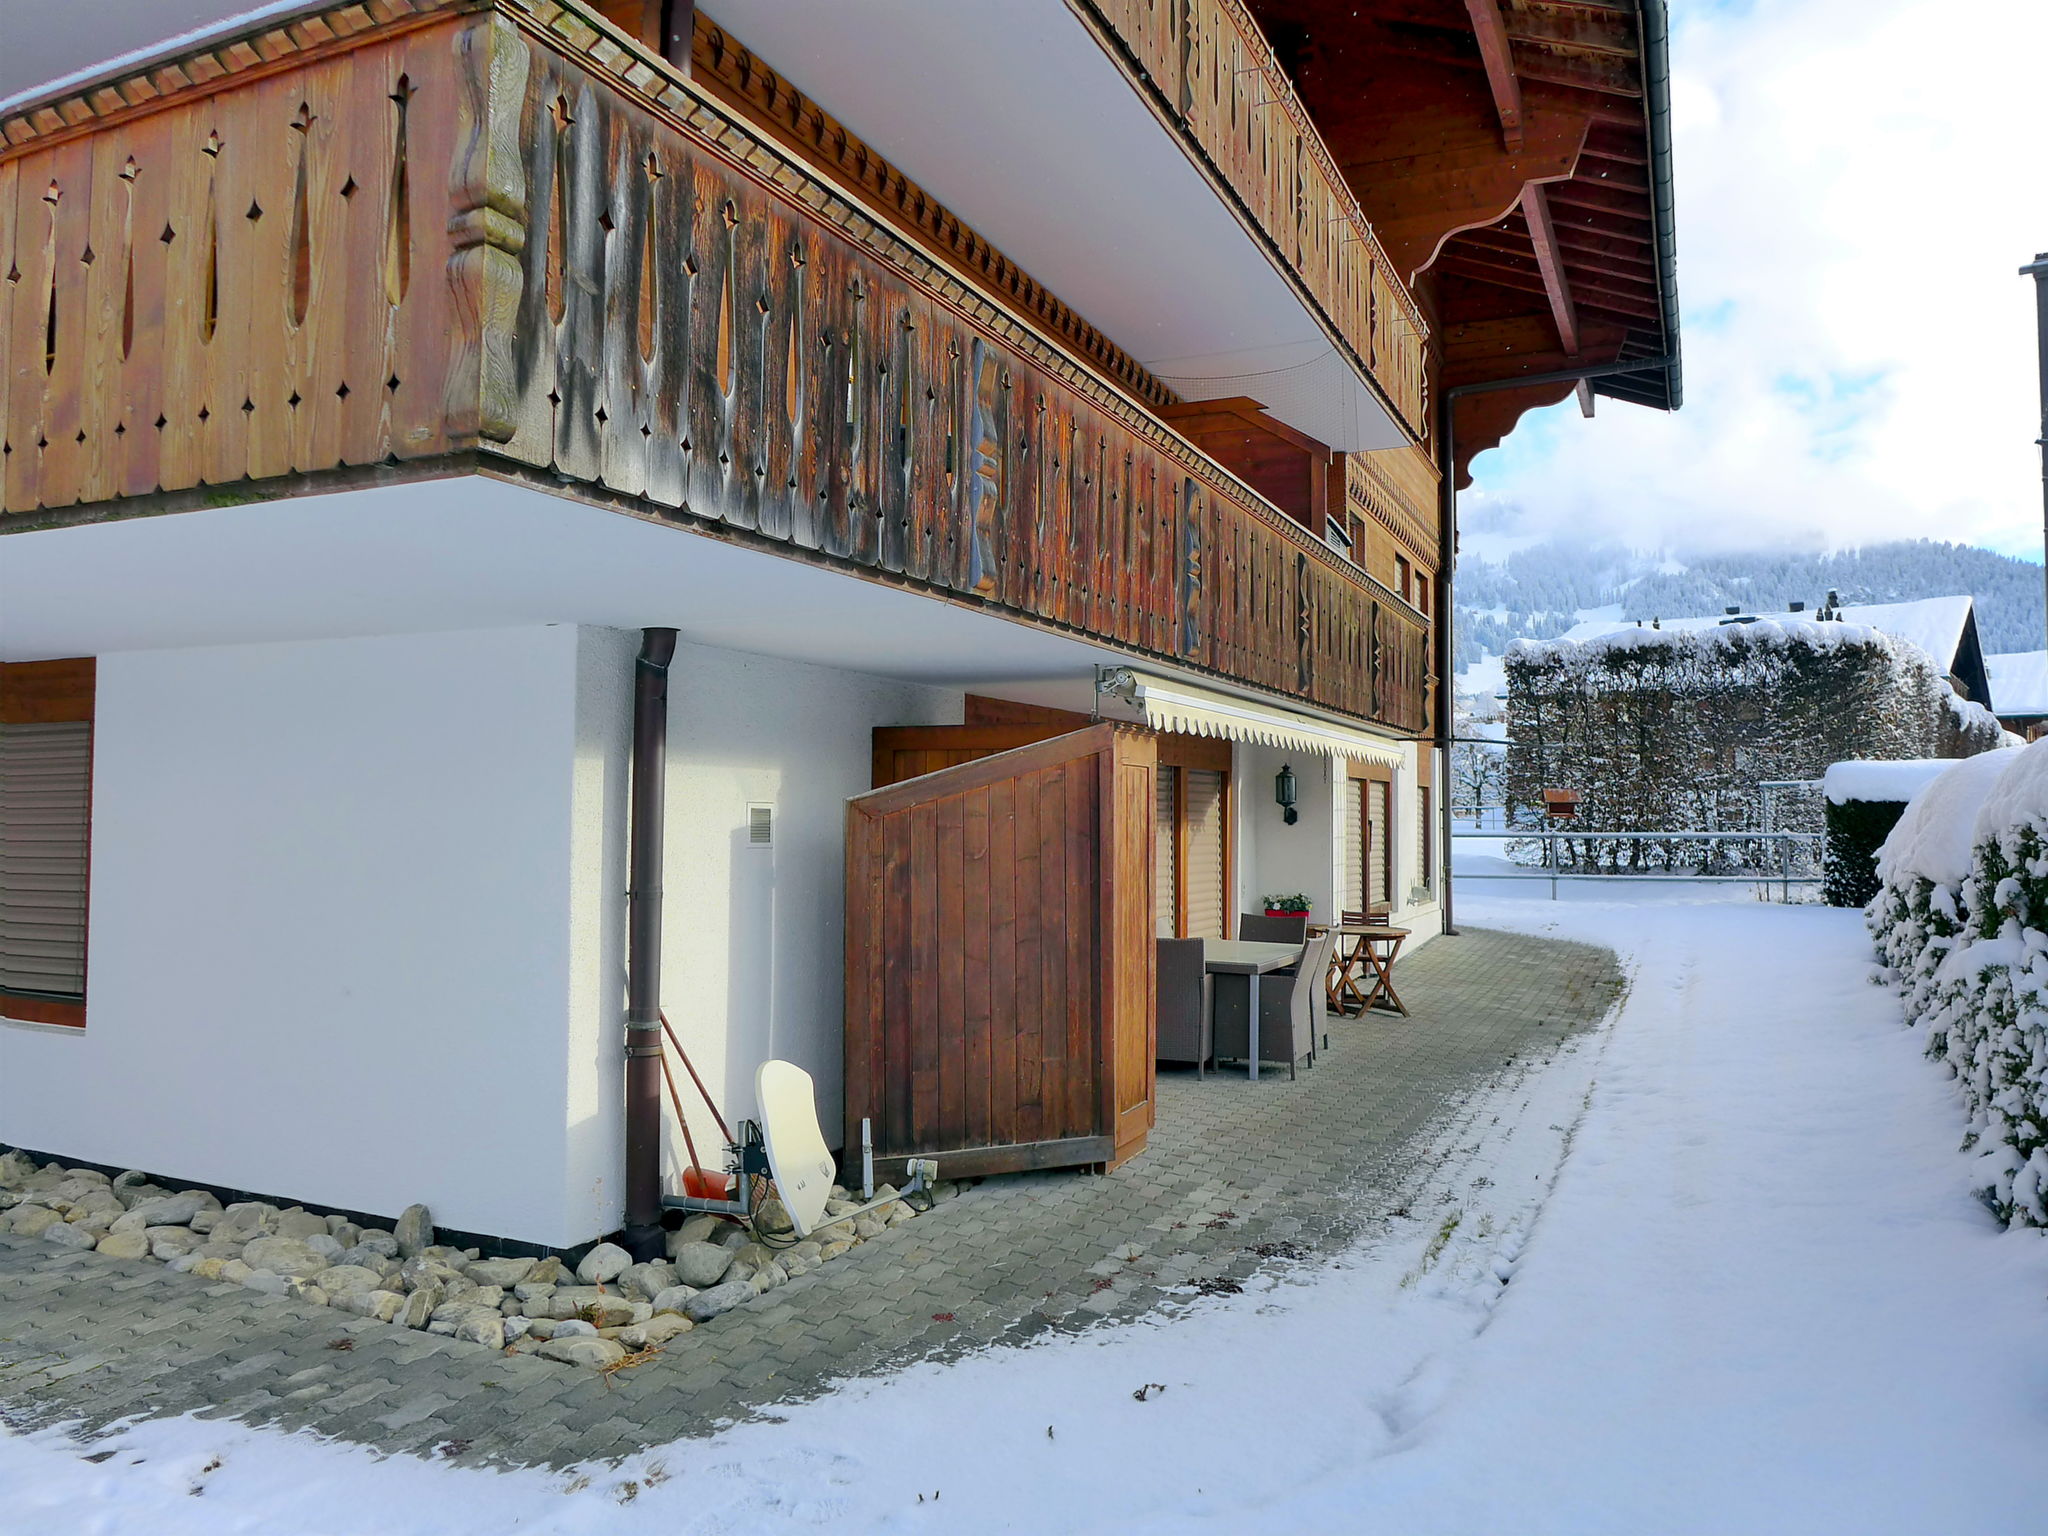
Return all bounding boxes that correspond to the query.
[623,627,678,1262]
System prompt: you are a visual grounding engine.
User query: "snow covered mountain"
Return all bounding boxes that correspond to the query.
[1454,539,2045,698]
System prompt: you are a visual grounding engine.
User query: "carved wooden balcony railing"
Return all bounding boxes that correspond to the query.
[0,0,1430,737]
[1348,442,1441,571]
[1074,0,1433,443]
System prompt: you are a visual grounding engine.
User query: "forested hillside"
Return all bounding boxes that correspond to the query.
[1455,539,2045,676]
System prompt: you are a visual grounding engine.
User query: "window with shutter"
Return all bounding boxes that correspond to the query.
[1182,768,1227,940]
[1368,779,1392,908]
[1418,784,1433,890]
[1344,780,1366,915]
[1154,766,1179,937]
[0,659,94,1027]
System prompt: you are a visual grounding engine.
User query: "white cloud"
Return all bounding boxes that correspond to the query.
[1462,0,2047,563]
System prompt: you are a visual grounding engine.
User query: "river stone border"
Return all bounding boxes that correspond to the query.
[0,1151,926,1369]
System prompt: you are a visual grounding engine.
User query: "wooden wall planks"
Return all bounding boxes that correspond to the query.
[845,725,1156,1177]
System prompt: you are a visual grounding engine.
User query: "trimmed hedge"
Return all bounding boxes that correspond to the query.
[1823,798,1909,907]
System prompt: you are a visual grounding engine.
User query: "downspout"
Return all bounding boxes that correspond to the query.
[1437,356,1676,938]
[623,627,679,1262]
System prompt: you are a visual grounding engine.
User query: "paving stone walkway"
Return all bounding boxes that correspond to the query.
[0,926,1621,1467]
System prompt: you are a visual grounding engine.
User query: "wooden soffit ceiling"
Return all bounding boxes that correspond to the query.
[1245,0,1679,480]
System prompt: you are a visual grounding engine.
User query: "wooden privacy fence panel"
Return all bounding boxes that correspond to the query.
[846,725,1157,1178]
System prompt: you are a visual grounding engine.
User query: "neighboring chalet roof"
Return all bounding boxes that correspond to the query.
[1986,652,2048,718]
[1553,595,1992,706]
[1248,0,1682,479]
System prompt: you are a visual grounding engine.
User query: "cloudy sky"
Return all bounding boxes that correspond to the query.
[1462,0,2047,564]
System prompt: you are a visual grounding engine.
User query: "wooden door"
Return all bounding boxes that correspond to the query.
[846,725,1157,1178]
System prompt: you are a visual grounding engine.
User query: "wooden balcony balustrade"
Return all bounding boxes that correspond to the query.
[0,0,1431,737]
[1074,0,1432,442]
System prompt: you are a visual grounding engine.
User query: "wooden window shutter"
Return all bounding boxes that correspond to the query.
[0,720,92,1004]
[1182,768,1228,939]
[1368,779,1392,907]
[1344,780,1366,914]
[1418,784,1433,890]
[1154,766,1180,937]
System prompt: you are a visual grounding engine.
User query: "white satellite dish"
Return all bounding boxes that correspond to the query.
[755,1060,836,1239]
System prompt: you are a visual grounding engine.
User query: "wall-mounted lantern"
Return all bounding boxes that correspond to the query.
[1275,763,1299,825]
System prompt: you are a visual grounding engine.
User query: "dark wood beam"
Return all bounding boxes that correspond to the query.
[1520,183,1582,356]
[1547,179,1651,218]
[1439,253,1661,322]
[1509,44,1642,98]
[1543,200,1656,244]
[1501,6,1637,59]
[1463,0,1526,151]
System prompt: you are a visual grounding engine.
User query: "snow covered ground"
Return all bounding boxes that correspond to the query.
[5,892,2045,1535]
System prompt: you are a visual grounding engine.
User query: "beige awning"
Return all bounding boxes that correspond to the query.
[1096,669,1407,766]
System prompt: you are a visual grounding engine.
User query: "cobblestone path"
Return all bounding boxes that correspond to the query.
[0,926,1621,1466]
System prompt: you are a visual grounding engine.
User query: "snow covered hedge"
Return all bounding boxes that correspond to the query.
[1869,746,2048,1226]
[1504,617,2005,871]
[1822,760,1959,908]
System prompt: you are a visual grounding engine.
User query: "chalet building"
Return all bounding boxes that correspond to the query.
[1985,651,2048,737]
[0,0,1681,1252]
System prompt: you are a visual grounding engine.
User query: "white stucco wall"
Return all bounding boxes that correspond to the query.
[653,642,958,1174]
[0,624,628,1248]
[1237,744,1339,926]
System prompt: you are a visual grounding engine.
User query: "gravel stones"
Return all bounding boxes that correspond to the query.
[639,1314,694,1346]
[464,1256,534,1288]
[95,1231,152,1260]
[616,1260,674,1301]
[334,1289,404,1323]
[683,1280,754,1323]
[315,1264,385,1297]
[648,1285,699,1315]
[148,1227,204,1261]
[669,1240,735,1288]
[7,1206,61,1238]
[215,1202,279,1241]
[394,1204,434,1259]
[0,1150,924,1371]
[668,1215,724,1252]
[275,1208,329,1240]
[574,1241,631,1284]
[112,1192,214,1231]
[536,1336,625,1368]
[394,1288,439,1330]
[43,1223,97,1252]
[241,1236,329,1279]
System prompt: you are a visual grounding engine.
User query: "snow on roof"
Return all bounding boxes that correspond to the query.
[1823,759,1959,807]
[1552,595,1974,673]
[1985,651,2048,716]
[1876,750,2021,886]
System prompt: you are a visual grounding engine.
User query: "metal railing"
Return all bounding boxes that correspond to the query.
[1452,828,1824,902]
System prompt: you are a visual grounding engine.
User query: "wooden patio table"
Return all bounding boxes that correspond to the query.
[1202,940,1306,1081]
[1309,923,1413,1018]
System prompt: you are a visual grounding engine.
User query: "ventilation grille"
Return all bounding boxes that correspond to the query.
[746,803,774,848]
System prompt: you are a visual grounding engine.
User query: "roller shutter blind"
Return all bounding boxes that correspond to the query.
[0,720,91,999]
[1342,781,1364,916]
[1183,768,1227,939]
[1154,766,1179,937]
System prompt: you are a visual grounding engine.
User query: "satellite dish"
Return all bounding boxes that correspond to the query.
[755,1060,836,1238]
